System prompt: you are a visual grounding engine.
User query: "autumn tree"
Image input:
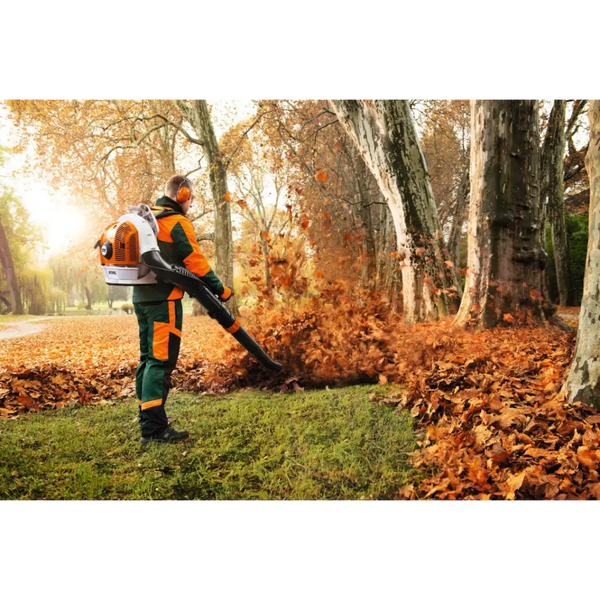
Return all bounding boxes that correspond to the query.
[173,100,262,316]
[48,255,79,308]
[0,148,23,313]
[49,251,110,310]
[6,100,181,217]
[563,100,589,212]
[5,100,267,316]
[0,212,23,314]
[259,101,406,300]
[417,101,471,273]
[562,100,600,407]
[107,284,129,309]
[454,100,552,329]
[19,267,52,315]
[0,146,40,314]
[330,100,458,323]
[541,100,574,306]
[78,268,106,310]
[231,166,291,292]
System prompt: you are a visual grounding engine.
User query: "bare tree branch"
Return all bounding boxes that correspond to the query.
[224,108,273,169]
[173,100,192,121]
[566,100,588,141]
[564,145,589,182]
[193,230,214,242]
[184,161,204,178]
[150,112,203,146]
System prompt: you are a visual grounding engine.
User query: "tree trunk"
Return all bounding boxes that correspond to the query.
[84,286,92,310]
[187,100,239,316]
[357,175,378,288]
[0,291,12,313]
[545,101,574,306]
[550,199,574,306]
[192,299,208,316]
[375,205,389,287]
[358,195,377,288]
[349,146,377,287]
[260,237,272,292]
[562,101,600,407]
[330,100,458,324]
[0,217,24,314]
[454,100,551,329]
[448,166,469,269]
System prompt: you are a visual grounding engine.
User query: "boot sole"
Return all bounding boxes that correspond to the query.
[140,437,190,446]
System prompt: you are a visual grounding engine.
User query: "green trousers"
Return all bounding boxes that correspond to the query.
[134,299,183,437]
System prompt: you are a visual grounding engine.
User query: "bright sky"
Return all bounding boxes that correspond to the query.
[0,106,86,261]
[0,101,256,260]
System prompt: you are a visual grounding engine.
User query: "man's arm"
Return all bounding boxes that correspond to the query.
[170,217,231,299]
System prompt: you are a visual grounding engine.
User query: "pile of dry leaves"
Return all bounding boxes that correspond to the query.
[2,298,599,500]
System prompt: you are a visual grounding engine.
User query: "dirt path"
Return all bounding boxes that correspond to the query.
[0,318,51,340]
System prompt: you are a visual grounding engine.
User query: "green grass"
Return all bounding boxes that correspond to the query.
[0,385,416,500]
[0,313,97,322]
[0,314,43,323]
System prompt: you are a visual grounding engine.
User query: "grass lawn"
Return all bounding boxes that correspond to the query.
[0,314,44,323]
[0,385,416,500]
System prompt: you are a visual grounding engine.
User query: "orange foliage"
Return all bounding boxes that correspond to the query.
[6,100,182,218]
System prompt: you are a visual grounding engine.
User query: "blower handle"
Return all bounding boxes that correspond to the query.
[141,251,282,372]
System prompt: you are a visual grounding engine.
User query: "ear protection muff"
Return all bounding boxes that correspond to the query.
[176,177,191,203]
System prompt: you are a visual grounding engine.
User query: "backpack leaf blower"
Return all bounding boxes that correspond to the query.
[97,205,282,372]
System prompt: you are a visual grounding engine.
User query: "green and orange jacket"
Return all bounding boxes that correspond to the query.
[132,196,225,304]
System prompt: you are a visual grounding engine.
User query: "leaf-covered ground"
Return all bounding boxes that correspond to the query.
[2,303,599,499]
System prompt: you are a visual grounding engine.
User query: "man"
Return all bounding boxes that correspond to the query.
[134,175,233,444]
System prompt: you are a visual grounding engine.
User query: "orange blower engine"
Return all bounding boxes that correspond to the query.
[96,205,282,372]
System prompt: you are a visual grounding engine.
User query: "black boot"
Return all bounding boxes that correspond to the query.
[141,427,190,445]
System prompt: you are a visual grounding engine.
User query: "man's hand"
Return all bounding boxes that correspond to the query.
[220,287,234,302]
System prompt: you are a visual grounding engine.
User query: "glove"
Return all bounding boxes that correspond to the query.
[220,286,234,302]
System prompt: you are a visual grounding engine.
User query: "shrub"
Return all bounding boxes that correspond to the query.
[120,303,134,315]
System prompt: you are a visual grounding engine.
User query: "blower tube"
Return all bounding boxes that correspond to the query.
[142,250,282,372]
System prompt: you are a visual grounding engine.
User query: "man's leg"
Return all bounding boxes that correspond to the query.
[133,303,149,414]
[139,300,183,438]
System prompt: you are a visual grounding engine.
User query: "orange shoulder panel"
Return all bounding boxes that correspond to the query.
[156,214,181,243]
[178,218,212,277]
